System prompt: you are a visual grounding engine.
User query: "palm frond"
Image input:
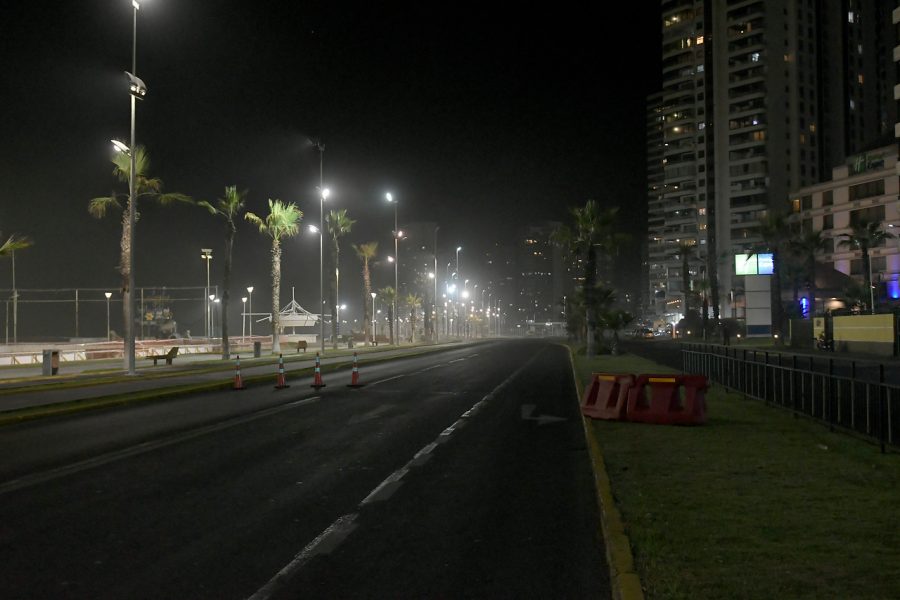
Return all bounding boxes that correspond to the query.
[0,233,33,257]
[155,192,193,206]
[88,195,123,218]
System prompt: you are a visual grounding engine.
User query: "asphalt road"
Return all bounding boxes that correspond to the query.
[0,339,608,599]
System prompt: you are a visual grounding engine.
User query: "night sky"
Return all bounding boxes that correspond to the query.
[0,2,660,336]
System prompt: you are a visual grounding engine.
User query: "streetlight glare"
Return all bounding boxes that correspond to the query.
[387,256,394,263]
[428,272,435,279]
[322,188,330,200]
[462,290,470,299]
[111,139,130,154]
[132,0,140,9]
[308,225,320,234]
[385,192,393,202]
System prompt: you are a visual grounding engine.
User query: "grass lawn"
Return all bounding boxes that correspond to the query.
[572,350,900,600]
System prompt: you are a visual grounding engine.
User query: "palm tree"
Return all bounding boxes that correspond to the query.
[749,212,791,339]
[354,242,378,345]
[89,146,191,352]
[838,218,895,314]
[0,233,32,257]
[379,286,397,345]
[198,186,247,360]
[245,199,302,354]
[787,229,827,318]
[405,293,422,343]
[326,209,355,348]
[553,200,623,357]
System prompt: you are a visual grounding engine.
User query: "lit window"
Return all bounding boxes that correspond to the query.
[751,52,760,62]
[858,74,864,84]
[848,11,854,23]
[696,35,704,45]
[697,64,705,73]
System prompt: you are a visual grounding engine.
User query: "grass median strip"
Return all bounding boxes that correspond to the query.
[572,351,900,600]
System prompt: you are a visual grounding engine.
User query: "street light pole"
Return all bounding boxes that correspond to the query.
[247,286,254,339]
[433,226,439,342]
[201,248,212,338]
[105,292,112,341]
[370,292,376,343]
[319,188,329,354]
[241,296,247,340]
[386,192,399,345]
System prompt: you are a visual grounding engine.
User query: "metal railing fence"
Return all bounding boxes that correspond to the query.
[682,344,899,452]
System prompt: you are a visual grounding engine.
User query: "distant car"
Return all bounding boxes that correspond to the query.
[640,327,654,339]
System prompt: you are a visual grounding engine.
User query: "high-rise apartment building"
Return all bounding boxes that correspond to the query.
[648,0,896,319]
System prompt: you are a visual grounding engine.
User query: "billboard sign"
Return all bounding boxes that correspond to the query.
[735,253,773,276]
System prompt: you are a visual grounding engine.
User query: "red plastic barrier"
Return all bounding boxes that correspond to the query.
[625,374,708,425]
[581,373,634,420]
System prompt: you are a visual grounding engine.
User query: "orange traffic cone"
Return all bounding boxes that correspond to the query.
[347,351,365,387]
[311,352,326,388]
[275,354,289,389]
[233,355,246,390]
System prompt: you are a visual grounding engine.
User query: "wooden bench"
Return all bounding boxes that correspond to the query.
[148,346,179,365]
[295,340,308,353]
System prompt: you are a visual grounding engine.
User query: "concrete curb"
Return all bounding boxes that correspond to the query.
[566,346,645,600]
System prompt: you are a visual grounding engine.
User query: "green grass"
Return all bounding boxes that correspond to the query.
[573,350,900,600]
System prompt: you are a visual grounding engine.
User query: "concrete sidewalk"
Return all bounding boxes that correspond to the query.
[0,341,476,417]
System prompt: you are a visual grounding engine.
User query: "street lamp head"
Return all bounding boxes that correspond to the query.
[214,298,221,304]
[396,230,404,239]
[209,294,215,301]
[125,71,147,99]
[371,292,377,299]
[385,192,393,203]
[321,188,330,200]
[387,256,395,263]
[428,272,435,279]
[132,0,140,9]
[308,224,320,234]
[247,286,254,294]
[462,290,470,299]
[201,248,213,259]
[105,292,112,299]
[241,297,247,303]
[456,246,462,252]
[111,139,131,155]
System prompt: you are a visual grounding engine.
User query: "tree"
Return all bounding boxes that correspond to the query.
[354,242,378,345]
[326,209,355,348]
[787,229,827,318]
[245,199,302,354]
[749,212,791,340]
[89,146,191,356]
[379,286,397,346]
[198,186,247,360]
[405,293,421,343]
[552,200,624,357]
[838,218,895,314]
[0,233,32,257]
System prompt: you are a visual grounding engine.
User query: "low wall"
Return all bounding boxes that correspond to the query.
[814,314,896,356]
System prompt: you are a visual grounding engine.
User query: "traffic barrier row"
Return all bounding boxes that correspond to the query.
[581,373,708,425]
[232,352,367,391]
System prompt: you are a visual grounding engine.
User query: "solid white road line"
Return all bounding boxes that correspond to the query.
[247,513,359,600]
[368,374,406,386]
